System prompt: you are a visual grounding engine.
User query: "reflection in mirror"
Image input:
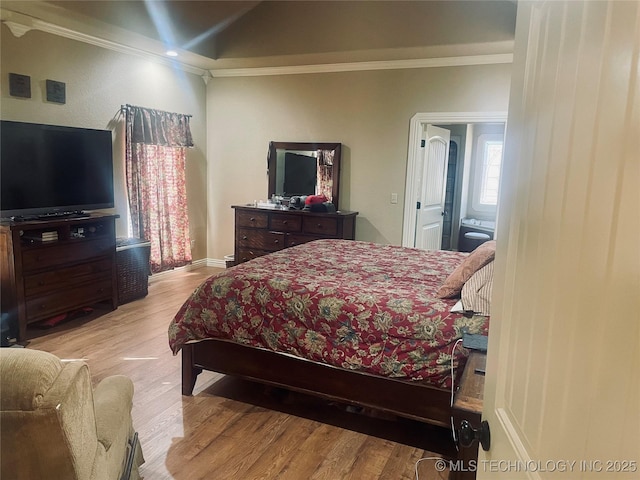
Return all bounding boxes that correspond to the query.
[268,142,341,209]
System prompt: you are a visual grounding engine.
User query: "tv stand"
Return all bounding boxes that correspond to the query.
[0,213,118,342]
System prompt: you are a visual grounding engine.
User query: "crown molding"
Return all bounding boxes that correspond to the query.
[209,53,513,78]
[1,9,207,77]
[1,7,512,81]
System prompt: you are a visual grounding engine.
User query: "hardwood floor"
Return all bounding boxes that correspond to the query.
[26,266,455,480]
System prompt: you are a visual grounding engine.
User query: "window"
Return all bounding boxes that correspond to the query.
[479,140,503,205]
[472,134,504,213]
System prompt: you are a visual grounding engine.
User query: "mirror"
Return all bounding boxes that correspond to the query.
[268,142,341,210]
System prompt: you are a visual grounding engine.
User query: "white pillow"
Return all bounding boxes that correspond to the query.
[460,261,494,315]
[450,299,465,313]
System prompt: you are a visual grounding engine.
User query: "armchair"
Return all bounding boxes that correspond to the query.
[0,348,144,480]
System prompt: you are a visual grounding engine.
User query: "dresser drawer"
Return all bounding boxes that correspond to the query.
[303,216,338,236]
[237,228,285,251]
[286,234,319,248]
[270,214,302,232]
[237,248,270,263]
[25,279,113,323]
[24,259,113,297]
[236,210,269,228]
[22,238,114,271]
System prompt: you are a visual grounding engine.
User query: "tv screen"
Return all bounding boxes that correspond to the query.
[1,120,114,218]
[283,152,317,196]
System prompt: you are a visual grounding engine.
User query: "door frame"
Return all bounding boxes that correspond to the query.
[402,111,508,248]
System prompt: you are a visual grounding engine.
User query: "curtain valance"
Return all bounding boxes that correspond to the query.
[124,105,193,147]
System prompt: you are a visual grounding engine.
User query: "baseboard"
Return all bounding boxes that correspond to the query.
[206,258,226,269]
[148,258,222,282]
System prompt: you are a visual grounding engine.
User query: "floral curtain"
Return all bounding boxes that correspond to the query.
[125,105,193,273]
[316,149,334,201]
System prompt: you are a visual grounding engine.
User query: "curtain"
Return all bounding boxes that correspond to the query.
[316,149,334,201]
[125,105,193,273]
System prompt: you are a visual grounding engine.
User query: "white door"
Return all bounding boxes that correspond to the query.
[479,1,639,478]
[415,124,450,250]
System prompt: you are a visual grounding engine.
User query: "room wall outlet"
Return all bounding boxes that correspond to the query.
[391,193,398,204]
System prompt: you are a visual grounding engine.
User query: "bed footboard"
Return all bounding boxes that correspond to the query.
[181,338,453,428]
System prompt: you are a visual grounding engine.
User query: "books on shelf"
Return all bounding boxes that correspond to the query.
[22,231,59,242]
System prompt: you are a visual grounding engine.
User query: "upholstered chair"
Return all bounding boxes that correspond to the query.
[0,348,144,480]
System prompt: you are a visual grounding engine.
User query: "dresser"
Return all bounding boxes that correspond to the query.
[0,214,118,342]
[232,205,358,264]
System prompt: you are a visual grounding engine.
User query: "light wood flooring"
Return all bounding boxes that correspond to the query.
[26,266,454,480]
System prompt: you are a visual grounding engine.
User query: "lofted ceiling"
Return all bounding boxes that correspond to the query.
[45,0,262,58]
[1,1,517,72]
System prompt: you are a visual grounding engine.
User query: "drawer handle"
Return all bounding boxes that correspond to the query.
[38,281,45,286]
[274,239,279,244]
[249,217,256,222]
[242,236,248,240]
[39,304,46,310]
[317,224,323,228]
[283,221,288,225]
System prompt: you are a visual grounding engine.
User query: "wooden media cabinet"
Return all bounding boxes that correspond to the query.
[0,213,118,342]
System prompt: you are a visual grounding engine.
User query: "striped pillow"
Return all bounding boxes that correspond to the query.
[461,260,494,315]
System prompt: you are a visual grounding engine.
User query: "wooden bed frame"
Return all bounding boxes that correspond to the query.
[181,337,454,428]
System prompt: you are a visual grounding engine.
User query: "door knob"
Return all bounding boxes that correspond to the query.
[459,419,491,451]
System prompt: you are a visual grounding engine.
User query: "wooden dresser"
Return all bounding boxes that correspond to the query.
[0,213,118,342]
[232,205,358,264]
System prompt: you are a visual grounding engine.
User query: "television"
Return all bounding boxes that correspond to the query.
[283,152,317,196]
[1,120,114,219]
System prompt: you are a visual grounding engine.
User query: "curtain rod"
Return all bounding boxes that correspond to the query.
[120,104,192,118]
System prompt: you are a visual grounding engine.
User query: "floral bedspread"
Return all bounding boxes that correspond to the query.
[168,239,489,388]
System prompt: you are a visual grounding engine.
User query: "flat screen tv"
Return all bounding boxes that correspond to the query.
[1,120,114,219]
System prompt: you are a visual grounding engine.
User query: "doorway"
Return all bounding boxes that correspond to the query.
[402,112,508,250]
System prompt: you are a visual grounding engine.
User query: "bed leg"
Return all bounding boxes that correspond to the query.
[181,345,201,396]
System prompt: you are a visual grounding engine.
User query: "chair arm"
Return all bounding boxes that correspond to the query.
[93,375,134,451]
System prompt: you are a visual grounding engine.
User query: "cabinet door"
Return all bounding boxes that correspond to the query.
[236,210,269,228]
[237,229,285,252]
[22,238,113,271]
[302,217,338,236]
[25,279,113,323]
[24,259,112,297]
[270,214,302,232]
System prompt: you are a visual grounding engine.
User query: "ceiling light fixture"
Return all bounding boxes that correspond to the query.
[166,50,178,57]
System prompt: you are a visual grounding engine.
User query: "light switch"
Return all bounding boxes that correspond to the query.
[391,193,398,204]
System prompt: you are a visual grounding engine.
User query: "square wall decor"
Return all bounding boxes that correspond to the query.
[9,73,31,98]
[46,79,66,104]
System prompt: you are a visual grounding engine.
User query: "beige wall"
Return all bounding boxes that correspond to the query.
[0,23,512,263]
[0,26,208,260]
[207,63,512,259]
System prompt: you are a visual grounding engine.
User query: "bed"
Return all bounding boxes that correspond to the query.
[169,239,493,428]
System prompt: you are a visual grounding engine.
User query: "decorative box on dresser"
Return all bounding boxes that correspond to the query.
[232,205,358,264]
[0,213,118,343]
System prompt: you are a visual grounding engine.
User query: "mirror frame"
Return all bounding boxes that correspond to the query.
[267,141,342,210]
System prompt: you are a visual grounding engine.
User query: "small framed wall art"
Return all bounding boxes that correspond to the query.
[46,79,66,104]
[9,73,31,98]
